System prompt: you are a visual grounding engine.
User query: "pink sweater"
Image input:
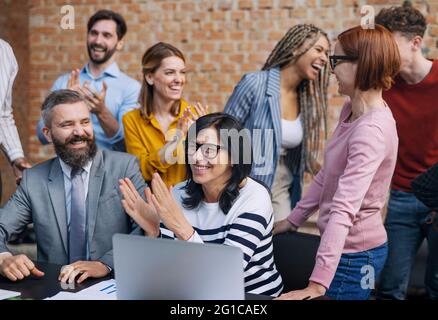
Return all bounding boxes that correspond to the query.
[288,100,398,289]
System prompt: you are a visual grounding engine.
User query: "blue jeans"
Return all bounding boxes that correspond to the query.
[326,243,388,300]
[376,190,438,300]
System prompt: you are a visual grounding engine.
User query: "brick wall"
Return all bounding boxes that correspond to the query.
[2,0,438,207]
[0,0,30,205]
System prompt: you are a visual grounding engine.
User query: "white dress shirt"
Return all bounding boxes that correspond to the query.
[0,38,25,162]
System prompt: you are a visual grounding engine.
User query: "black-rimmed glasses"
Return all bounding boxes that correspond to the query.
[329,55,357,70]
[187,141,224,159]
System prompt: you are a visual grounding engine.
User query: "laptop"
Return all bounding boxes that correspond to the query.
[113,234,245,300]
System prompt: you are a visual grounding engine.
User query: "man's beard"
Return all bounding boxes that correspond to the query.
[87,42,117,65]
[53,134,97,169]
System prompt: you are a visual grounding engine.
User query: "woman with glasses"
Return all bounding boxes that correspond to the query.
[224,24,330,222]
[119,113,284,297]
[274,25,401,300]
[123,42,207,187]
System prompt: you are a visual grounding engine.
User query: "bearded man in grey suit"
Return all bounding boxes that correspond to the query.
[0,89,145,284]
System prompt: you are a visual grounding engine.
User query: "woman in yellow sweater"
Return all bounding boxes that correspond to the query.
[123,42,207,186]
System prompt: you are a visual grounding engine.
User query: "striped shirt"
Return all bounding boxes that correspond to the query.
[161,177,284,297]
[224,68,304,207]
[0,39,25,162]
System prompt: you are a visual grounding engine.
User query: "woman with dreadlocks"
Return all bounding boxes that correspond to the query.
[224,24,330,222]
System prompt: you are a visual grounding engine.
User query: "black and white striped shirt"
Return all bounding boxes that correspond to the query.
[161,177,283,297]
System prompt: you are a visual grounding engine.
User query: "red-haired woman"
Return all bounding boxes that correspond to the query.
[274,25,401,300]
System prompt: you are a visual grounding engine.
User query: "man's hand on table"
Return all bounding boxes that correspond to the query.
[0,253,44,281]
[58,261,110,284]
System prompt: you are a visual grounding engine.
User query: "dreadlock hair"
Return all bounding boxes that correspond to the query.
[263,24,330,175]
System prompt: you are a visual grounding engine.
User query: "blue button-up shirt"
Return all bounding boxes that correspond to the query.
[37,62,141,151]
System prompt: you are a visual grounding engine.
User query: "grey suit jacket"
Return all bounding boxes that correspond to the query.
[0,149,145,268]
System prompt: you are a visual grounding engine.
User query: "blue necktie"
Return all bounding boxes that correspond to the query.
[69,167,86,263]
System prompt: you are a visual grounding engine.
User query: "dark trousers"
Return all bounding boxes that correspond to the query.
[376,190,438,300]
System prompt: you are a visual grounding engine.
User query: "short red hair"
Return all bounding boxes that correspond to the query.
[337,25,401,91]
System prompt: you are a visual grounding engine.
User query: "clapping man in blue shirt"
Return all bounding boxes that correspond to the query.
[37,9,140,151]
